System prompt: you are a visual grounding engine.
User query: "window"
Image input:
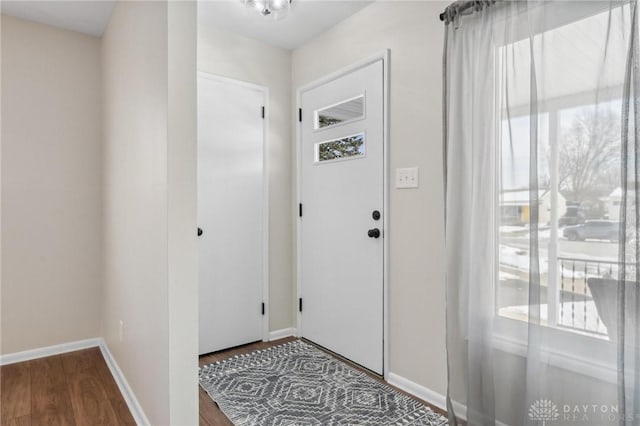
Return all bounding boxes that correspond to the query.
[496,7,624,341]
[315,95,364,130]
[498,114,551,324]
[315,133,365,163]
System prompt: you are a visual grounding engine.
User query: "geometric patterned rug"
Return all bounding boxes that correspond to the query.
[199,340,448,425]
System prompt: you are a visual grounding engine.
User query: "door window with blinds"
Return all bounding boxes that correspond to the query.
[314,95,365,130]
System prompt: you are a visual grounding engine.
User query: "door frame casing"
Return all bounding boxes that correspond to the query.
[295,50,390,378]
[197,71,270,344]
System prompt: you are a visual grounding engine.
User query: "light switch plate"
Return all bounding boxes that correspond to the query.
[395,167,419,189]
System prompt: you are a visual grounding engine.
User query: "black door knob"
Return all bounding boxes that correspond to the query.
[367,228,381,238]
[197,227,203,237]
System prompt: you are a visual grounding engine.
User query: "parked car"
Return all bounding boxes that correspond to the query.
[559,204,586,227]
[562,220,620,242]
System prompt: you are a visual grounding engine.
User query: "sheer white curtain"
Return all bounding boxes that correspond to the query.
[443,1,639,425]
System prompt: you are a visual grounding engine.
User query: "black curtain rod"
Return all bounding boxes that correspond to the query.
[439,0,497,23]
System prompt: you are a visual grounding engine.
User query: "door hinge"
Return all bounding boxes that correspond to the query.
[299,203,303,218]
[298,108,302,122]
[261,302,265,315]
[299,298,303,312]
[261,106,265,119]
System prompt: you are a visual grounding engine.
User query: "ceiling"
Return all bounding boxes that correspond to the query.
[0,0,371,48]
[1,1,115,37]
[198,0,372,50]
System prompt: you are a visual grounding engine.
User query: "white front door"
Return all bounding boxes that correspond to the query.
[299,59,385,374]
[198,73,266,355]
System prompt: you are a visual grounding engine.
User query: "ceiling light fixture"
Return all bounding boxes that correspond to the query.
[244,0,292,20]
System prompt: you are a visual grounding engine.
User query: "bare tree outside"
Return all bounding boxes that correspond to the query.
[559,107,621,217]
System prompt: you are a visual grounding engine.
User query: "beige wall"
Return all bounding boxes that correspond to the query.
[2,3,198,422]
[102,2,198,424]
[292,1,449,394]
[101,2,169,422]
[1,15,103,354]
[198,25,293,332]
[167,1,198,423]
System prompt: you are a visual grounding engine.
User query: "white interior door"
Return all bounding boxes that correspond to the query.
[300,59,385,374]
[198,73,265,355]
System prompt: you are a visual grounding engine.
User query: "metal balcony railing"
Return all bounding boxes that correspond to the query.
[558,256,637,337]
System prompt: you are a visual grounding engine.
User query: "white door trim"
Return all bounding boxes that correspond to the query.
[197,71,270,343]
[295,50,390,378]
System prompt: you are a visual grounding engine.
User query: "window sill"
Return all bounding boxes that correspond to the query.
[492,316,617,383]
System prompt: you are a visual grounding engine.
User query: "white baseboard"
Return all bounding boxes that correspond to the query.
[387,372,448,412]
[0,338,149,426]
[388,372,467,421]
[99,339,150,426]
[0,338,102,366]
[268,327,297,341]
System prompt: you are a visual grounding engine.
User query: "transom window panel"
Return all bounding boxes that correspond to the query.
[315,95,364,129]
[315,133,365,163]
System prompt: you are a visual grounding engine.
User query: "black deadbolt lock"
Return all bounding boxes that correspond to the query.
[197,227,203,237]
[372,210,381,221]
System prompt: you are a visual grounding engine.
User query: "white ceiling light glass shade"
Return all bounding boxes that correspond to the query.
[244,0,292,20]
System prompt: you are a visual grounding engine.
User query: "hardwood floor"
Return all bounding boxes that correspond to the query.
[3,340,451,425]
[198,337,449,426]
[0,347,135,426]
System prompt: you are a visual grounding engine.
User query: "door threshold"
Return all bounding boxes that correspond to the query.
[300,337,383,379]
[198,339,263,358]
